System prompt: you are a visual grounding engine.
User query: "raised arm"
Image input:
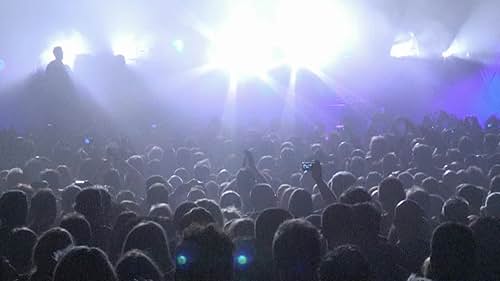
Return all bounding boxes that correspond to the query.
[311,160,336,205]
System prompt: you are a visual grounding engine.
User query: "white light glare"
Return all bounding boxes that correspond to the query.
[275,0,358,69]
[390,33,420,58]
[112,34,151,64]
[207,3,277,78]
[40,31,89,68]
[442,45,459,58]
[207,0,358,77]
[172,39,185,53]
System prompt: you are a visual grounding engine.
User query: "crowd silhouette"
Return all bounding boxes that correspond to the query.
[0,47,500,281]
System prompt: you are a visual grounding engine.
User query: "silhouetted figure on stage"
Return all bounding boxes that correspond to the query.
[43,46,79,131]
[46,46,70,80]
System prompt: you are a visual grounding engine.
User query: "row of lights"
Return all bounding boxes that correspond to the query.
[390,32,469,59]
[39,31,186,68]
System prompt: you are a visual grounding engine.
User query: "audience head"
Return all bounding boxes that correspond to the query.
[288,189,313,218]
[116,250,163,281]
[220,190,242,209]
[322,203,354,248]
[0,190,28,228]
[28,188,57,233]
[319,245,372,281]
[393,199,428,241]
[196,199,224,228]
[60,184,81,214]
[5,227,37,274]
[179,207,215,232]
[122,221,174,275]
[250,183,276,212]
[490,176,500,193]
[441,197,470,224]
[427,222,476,281]
[330,171,357,197]
[175,224,234,281]
[32,227,74,275]
[352,202,381,242]
[339,186,371,205]
[255,208,292,257]
[149,203,173,218]
[40,168,61,190]
[469,216,500,281]
[53,246,117,281]
[226,218,255,240]
[59,213,92,245]
[146,183,170,206]
[482,192,500,217]
[413,143,433,168]
[457,184,485,215]
[74,187,103,223]
[273,219,322,281]
[378,177,406,214]
[407,187,431,216]
[173,202,197,230]
[6,167,24,188]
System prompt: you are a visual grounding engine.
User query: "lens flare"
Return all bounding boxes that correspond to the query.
[237,255,248,265]
[172,39,185,53]
[176,255,187,265]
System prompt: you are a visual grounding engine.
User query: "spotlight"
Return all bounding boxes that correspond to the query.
[441,50,453,58]
[207,3,277,78]
[442,42,463,59]
[390,33,419,58]
[275,0,357,69]
[172,39,185,53]
[40,31,89,68]
[112,34,151,64]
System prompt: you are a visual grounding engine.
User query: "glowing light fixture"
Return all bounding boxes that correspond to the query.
[274,0,358,69]
[207,3,278,78]
[390,32,420,58]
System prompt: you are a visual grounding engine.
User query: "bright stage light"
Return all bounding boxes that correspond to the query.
[112,34,151,64]
[390,33,420,58]
[274,0,358,69]
[207,3,278,78]
[40,31,89,68]
[442,40,467,59]
[172,39,185,53]
[206,0,357,77]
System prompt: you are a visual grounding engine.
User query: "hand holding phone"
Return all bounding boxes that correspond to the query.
[302,162,313,172]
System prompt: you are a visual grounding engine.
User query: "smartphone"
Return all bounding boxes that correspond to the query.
[302,162,313,172]
[83,137,93,145]
[75,180,92,188]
